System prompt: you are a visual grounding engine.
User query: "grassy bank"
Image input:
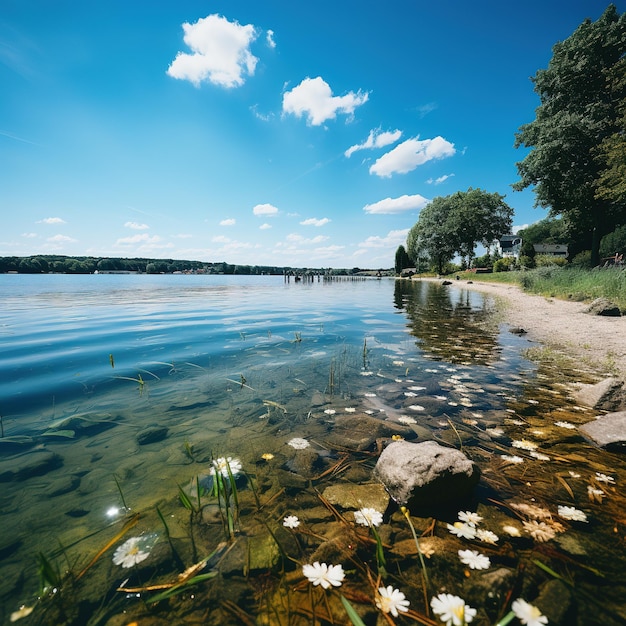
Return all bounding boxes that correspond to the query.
[460,266,626,311]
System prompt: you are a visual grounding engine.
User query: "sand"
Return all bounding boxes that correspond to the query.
[423,277,626,380]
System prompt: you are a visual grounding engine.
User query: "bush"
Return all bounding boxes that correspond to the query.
[571,250,592,267]
[535,254,568,267]
[518,255,535,269]
[493,258,513,272]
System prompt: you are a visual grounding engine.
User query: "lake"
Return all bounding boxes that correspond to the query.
[0,274,624,625]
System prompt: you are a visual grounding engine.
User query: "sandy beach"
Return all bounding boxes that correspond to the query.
[423,277,626,381]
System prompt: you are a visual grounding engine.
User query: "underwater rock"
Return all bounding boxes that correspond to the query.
[464,567,516,616]
[535,579,573,625]
[46,474,81,497]
[325,414,414,451]
[287,448,320,478]
[219,534,280,574]
[574,377,626,411]
[274,468,308,490]
[137,426,169,445]
[321,483,389,513]
[0,450,63,482]
[372,440,480,510]
[580,410,626,451]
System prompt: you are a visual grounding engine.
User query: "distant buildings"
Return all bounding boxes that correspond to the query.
[533,243,569,258]
[497,235,522,259]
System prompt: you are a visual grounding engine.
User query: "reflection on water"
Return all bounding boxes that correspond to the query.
[0,275,624,626]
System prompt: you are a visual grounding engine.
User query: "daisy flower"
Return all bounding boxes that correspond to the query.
[458,511,483,527]
[554,421,576,429]
[323,408,336,415]
[595,472,615,484]
[287,437,310,450]
[523,520,556,542]
[409,404,426,411]
[354,507,383,527]
[447,522,477,540]
[397,415,417,425]
[501,455,524,464]
[376,585,410,617]
[529,451,550,461]
[345,407,356,413]
[458,549,490,570]
[112,535,155,568]
[283,515,300,529]
[512,439,538,451]
[502,524,522,537]
[568,471,581,478]
[210,456,242,477]
[476,529,499,544]
[511,598,548,626]
[430,593,477,625]
[557,506,588,522]
[302,562,344,589]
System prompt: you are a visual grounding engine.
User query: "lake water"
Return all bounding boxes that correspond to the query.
[0,274,624,626]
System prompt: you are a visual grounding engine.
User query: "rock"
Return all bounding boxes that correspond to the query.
[573,378,626,411]
[442,280,452,285]
[464,567,516,617]
[584,297,622,316]
[325,414,413,451]
[46,474,81,497]
[137,426,169,445]
[535,579,573,625]
[509,327,527,335]
[321,483,389,512]
[0,450,63,482]
[580,411,626,451]
[219,534,280,574]
[372,440,480,511]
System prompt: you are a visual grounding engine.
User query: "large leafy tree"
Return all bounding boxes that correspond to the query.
[513,4,626,265]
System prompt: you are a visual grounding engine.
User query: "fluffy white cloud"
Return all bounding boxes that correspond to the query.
[115,233,162,245]
[220,218,236,226]
[358,229,410,249]
[266,29,276,48]
[124,221,149,230]
[253,203,279,217]
[286,233,329,245]
[345,128,402,158]
[282,77,369,126]
[38,217,65,224]
[259,223,272,230]
[363,194,429,215]
[370,136,455,177]
[21,232,38,238]
[167,14,258,88]
[47,234,76,243]
[212,235,231,243]
[426,173,454,185]
[300,217,330,227]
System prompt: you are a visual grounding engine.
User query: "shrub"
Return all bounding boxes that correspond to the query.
[518,255,535,269]
[535,254,568,267]
[493,258,513,272]
[571,250,592,267]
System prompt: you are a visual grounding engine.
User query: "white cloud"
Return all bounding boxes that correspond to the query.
[358,229,410,249]
[259,223,272,230]
[370,136,455,177]
[363,194,429,215]
[266,29,276,48]
[115,233,162,245]
[426,173,454,185]
[253,203,279,217]
[167,14,258,88]
[300,217,330,227]
[38,217,65,224]
[21,232,38,238]
[175,233,193,238]
[513,224,528,234]
[282,77,369,126]
[47,234,76,243]
[345,128,402,158]
[220,218,236,226]
[250,104,273,121]
[124,221,149,230]
[286,233,329,245]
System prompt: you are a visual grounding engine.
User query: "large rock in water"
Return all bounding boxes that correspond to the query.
[573,378,626,411]
[580,411,626,451]
[373,440,480,511]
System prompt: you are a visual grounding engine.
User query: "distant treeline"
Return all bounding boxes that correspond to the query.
[0,255,389,276]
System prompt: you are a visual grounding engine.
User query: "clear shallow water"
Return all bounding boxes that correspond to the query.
[0,275,624,626]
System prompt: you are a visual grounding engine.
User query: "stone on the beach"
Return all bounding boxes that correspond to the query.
[584,297,622,317]
[580,411,626,451]
[0,450,63,482]
[137,426,169,445]
[573,378,625,411]
[372,440,480,509]
[322,482,389,512]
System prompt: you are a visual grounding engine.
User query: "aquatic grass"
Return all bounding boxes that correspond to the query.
[113,474,130,512]
[401,505,430,609]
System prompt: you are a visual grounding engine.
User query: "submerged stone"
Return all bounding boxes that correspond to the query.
[574,378,626,411]
[321,482,389,512]
[372,440,480,510]
[580,410,626,451]
[0,450,63,482]
[137,426,169,445]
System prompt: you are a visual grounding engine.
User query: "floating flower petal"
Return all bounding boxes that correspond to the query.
[458,511,483,527]
[210,456,242,477]
[557,506,588,522]
[283,515,300,529]
[458,549,490,570]
[397,415,417,425]
[430,593,477,625]
[523,520,556,542]
[511,598,548,626]
[354,507,383,527]
[287,437,310,449]
[376,585,410,617]
[302,562,344,589]
[113,535,156,568]
[447,522,477,540]
[595,472,615,484]
[476,529,499,544]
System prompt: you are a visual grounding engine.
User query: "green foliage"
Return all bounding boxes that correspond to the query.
[518,255,535,269]
[571,250,593,267]
[394,244,412,274]
[514,5,626,265]
[535,255,568,268]
[493,258,514,272]
[600,224,626,258]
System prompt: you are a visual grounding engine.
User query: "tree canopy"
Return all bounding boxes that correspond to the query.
[406,188,514,273]
[514,4,626,265]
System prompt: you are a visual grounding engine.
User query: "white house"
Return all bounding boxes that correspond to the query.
[497,235,522,259]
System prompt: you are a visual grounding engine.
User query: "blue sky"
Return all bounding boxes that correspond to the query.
[1,1,622,268]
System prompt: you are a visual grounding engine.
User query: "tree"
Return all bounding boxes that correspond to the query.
[394,245,412,274]
[514,5,626,266]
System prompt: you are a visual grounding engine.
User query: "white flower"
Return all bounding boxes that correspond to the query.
[302,562,344,589]
[447,522,477,540]
[409,404,426,411]
[364,393,377,397]
[557,506,588,522]
[112,536,153,568]
[397,415,417,425]
[345,407,356,413]
[501,455,524,464]
[210,456,242,477]
[512,439,538,451]
[595,472,615,484]
[529,451,550,461]
[511,598,548,626]
[354,507,383,527]
[376,585,410,617]
[430,593,477,625]
[283,515,300,529]
[476,529,499,544]
[523,520,556,542]
[323,408,336,415]
[568,471,581,479]
[486,427,505,437]
[458,511,482,527]
[287,437,310,450]
[458,549,490,570]
[408,386,426,391]
[554,421,576,429]
[404,391,418,397]
[502,524,522,537]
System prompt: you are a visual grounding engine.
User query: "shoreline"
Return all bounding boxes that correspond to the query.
[416,277,626,381]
